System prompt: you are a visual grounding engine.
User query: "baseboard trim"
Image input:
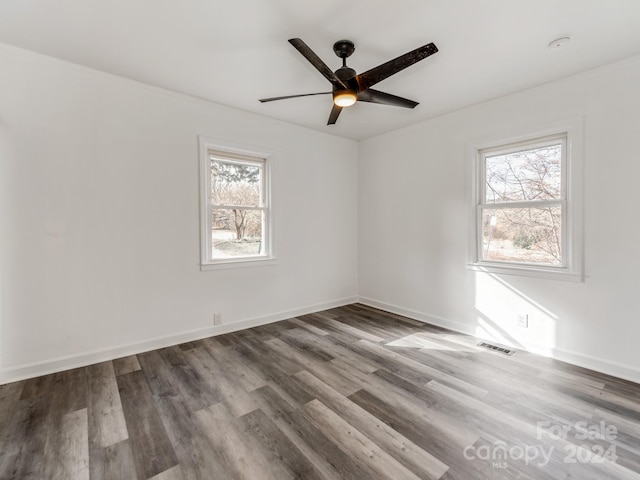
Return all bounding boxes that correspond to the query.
[0,296,358,384]
[6,295,637,386]
[357,296,477,336]
[358,296,640,385]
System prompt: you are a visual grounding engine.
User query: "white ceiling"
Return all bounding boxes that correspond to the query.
[1,1,640,141]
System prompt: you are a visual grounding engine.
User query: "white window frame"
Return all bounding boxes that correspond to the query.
[199,137,275,270]
[467,119,584,281]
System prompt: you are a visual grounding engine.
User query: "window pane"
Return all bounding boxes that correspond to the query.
[211,208,263,258]
[211,160,262,207]
[485,143,562,203]
[481,207,562,266]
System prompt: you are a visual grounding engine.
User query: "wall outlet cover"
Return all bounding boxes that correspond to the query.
[515,313,529,328]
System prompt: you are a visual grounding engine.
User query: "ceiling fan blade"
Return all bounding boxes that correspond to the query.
[357,43,438,91]
[288,38,348,89]
[357,89,419,109]
[259,92,331,103]
[327,104,342,125]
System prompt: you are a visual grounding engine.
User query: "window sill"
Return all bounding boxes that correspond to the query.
[201,256,277,271]
[467,262,583,282]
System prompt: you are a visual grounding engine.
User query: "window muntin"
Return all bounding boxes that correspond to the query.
[476,134,568,270]
[199,140,273,267]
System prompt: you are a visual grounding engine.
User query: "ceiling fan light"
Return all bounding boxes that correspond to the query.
[334,90,357,107]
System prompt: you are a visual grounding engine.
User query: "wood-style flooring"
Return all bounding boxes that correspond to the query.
[1,304,640,479]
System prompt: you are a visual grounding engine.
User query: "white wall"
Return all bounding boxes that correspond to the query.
[358,56,640,383]
[0,43,358,383]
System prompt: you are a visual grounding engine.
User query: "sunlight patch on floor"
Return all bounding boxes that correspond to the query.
[386,333,457,350]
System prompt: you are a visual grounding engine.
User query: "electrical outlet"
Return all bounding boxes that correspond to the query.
[515,313,529,328]
[213,313,222,326]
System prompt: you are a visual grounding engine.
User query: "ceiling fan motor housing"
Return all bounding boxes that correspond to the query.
[335,66,359,92]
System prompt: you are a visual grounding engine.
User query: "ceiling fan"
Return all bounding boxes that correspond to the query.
[259,38,438,125]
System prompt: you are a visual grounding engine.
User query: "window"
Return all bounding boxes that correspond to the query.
[469,123,583,281]
[199,138,273,268]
